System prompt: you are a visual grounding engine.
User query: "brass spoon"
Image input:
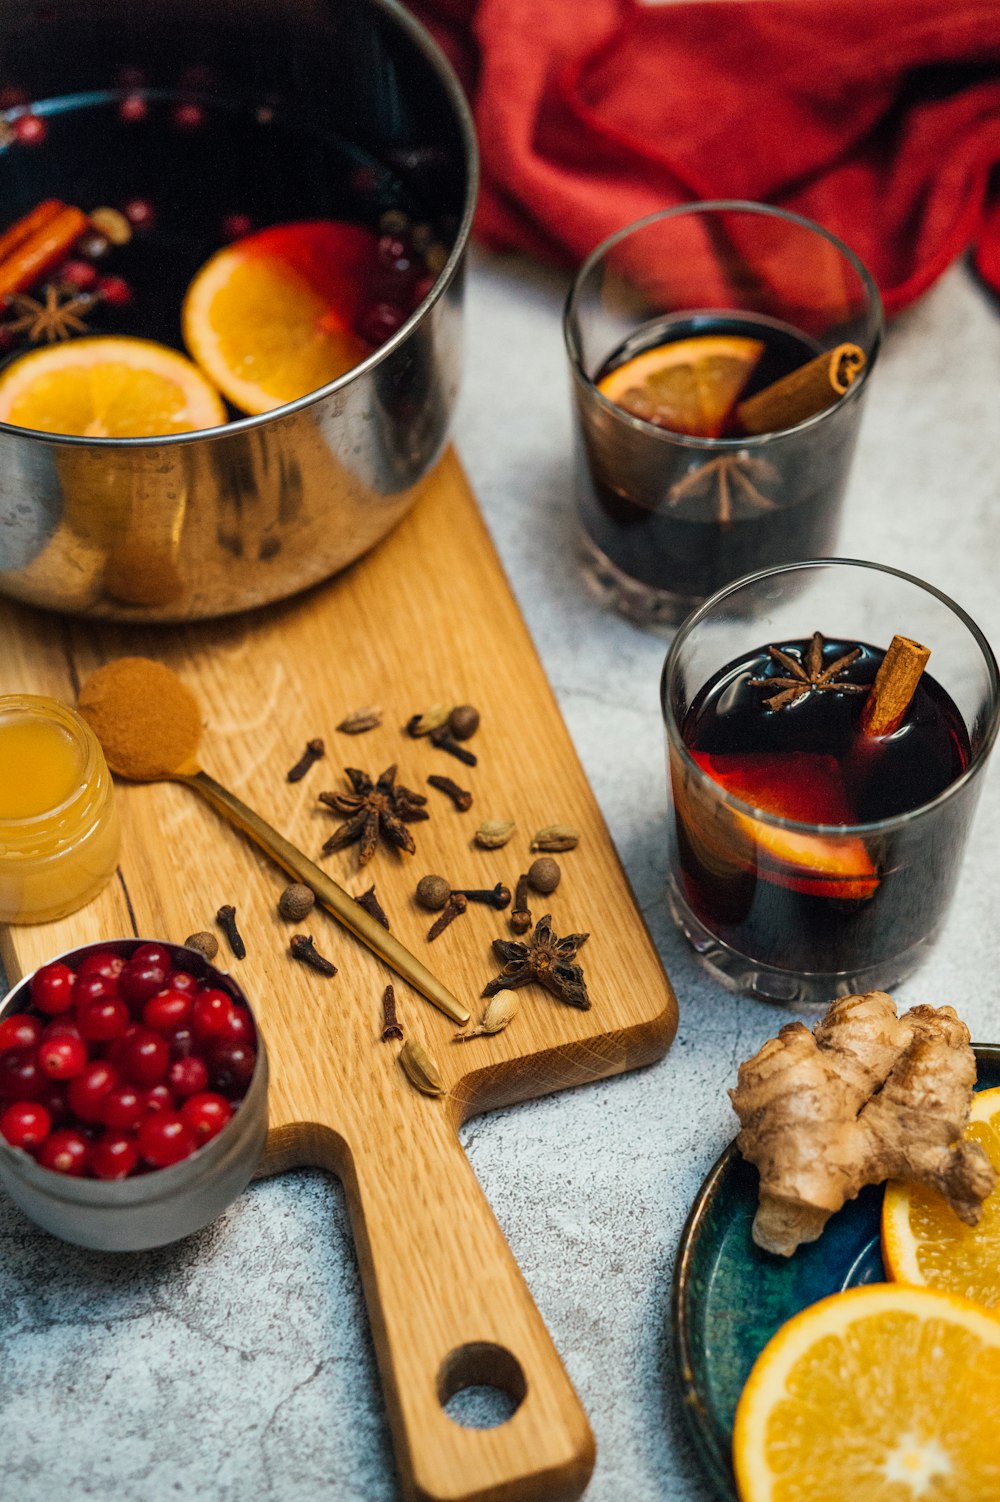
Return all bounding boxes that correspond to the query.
[77,657,470,1026]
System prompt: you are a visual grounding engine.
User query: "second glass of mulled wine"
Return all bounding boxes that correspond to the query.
[661,560,1000,1005]
[564,203,882,626]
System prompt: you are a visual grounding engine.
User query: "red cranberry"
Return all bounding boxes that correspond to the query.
[222,212,253,241]
[0,1014,42,1053]
[95,275,132,308]
[42,1017,82,1040]
[164,969,198,995]
[191,989,235,1041]
[209,1041,256,1096]
[67,1061,119,1122]
[181,1092,233,1144]
[166,1024,196,1059]
[167,1055,208,1098]
[78,950,126,981]
[99,1083,145,1131]
[172,101,204,132]
[138,1112,197,1167]
[91,1131,139,1180]
[118,959,167,1008]
[117,1028,169,1086]
[12,113,46,146]
[73,972,118,1006]
[144,1084,174,1114]
[143,990,192,1032]
[1,1100,51,1150]
[77,996,130,1042]
[31,961,76,1014]
[38,1128,89,1175]
[118,93,149,124]
[106,1023,141,1069]
[57,258,99,291]
[222,1005,255,1045]
[38,1034,87,1080]
[0,1048,45,1102]
[356,301,406,345]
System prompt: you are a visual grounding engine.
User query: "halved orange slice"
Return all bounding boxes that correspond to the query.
[182,220,376,414]
[597,333,763,437]
[0,336,227,437]
[883,1085,1000,1307]
[733,1283,1000,1501]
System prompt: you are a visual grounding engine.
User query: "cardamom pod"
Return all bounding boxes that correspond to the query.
[453,990,519,1042]
[474,819,516,849]
[336,707,382,734]
[407,703,452,737]
[398,1038,446,1096]
[530,824,580,852]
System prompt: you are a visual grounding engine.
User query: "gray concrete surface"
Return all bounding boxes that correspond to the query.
[2,246,999,1501]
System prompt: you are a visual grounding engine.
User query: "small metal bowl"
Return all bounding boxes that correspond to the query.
[0,938,268,1251]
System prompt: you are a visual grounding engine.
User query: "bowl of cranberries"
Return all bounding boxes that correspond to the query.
[0,938,268,1250]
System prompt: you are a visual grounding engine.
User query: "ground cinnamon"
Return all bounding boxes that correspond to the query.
[0,203,90,297]
[77,656,202,779]
[861,635,931,737]
[737,342,866,435]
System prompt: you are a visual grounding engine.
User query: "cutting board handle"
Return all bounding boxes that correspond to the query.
[336,1095,596,1502]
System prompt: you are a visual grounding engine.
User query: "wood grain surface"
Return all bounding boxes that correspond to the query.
[1,447,678,1502]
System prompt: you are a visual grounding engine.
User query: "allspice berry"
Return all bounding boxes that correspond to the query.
[527,856,561,895]
[278,883,315,921]
[183,931,219,961]
[448,704,480,740]
[416,873,451,911]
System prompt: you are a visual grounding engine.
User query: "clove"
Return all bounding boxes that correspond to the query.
[216,904,247,959]
[426,891,468,941]
[429,725,478,766]
[286,737,325,782]
[427,774,473,811]
[289,933,337,976]
[509,874,531,935]
[452,882,511,910]
[355,884,390,930]
[380,983,403,1041]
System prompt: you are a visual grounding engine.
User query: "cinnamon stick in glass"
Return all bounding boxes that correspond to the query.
[861,635,931,737]
[737,342,866,435]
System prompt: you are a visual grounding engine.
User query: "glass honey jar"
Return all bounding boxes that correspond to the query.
[0,694,121,924]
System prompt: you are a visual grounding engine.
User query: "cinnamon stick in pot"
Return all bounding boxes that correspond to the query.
[737,342,866,435]
[861,635,931,737]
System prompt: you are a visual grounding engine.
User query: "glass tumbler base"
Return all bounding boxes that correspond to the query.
[667,875,934,1009]
[578,531,703,629]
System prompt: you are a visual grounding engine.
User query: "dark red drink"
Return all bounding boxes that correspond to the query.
[669,634,973,978]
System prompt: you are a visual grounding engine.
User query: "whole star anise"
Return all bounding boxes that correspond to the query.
[750,630,867,711]
[318,765,428,865]
[482,913,591,1011]
[3,285,94,343]
[668,453,779,523]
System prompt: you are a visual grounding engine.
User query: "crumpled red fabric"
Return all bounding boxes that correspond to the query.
[412,0,1000,313]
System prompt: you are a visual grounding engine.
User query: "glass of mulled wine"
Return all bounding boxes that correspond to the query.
[661,559,1000,1005]
[564,202,882,627]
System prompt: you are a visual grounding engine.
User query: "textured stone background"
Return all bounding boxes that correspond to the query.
[2,248,999,1502]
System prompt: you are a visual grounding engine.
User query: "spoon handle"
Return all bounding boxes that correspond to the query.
[183,769,470,1026]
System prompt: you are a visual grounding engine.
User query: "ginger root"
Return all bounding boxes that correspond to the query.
[730,991,996,1256]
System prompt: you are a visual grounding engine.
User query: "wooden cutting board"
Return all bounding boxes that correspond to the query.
[1,447,678,1502]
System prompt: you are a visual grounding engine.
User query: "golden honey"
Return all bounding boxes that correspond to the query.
[0,694,120,923]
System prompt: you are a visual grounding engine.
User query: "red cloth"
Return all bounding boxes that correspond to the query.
[413,0,1000,313]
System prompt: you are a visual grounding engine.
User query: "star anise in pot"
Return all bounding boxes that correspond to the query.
[318,765,428,865]
[482,914,591,1010]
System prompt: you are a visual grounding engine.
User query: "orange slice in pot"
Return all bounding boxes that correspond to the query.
[597,333,763,437]
[182,220,377,415]
[0,336,227,437]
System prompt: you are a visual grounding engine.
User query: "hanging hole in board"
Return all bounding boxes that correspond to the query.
[437,1342,526,1430]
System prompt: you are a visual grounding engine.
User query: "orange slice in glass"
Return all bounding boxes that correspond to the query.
[597,333,764,437]
[733,1283,1000,1501]
[0,336,227,437]
[882,1085,1000,1308]
[182,220,377,415]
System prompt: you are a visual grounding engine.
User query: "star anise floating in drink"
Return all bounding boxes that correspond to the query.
[668,453,779,523]
[318,765,428,865]
[2,285,94,343]
[750,630,867,711]
[482,914,591,1011]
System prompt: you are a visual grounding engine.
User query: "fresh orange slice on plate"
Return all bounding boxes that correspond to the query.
[597,333,763,437]
[733,1283,1000,1501]
[882,1085,1000,1307]
[182,220,376,414]
[0,336,227,437]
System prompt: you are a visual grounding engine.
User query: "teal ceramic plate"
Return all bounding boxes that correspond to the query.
[671,1044,1000,1501]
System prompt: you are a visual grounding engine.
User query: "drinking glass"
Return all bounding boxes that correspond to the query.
[564,203,883,626]
[661,559,1000,1005]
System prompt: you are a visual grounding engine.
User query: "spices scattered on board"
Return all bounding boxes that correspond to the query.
[318,765,428,865]
[483,915,591,1011]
